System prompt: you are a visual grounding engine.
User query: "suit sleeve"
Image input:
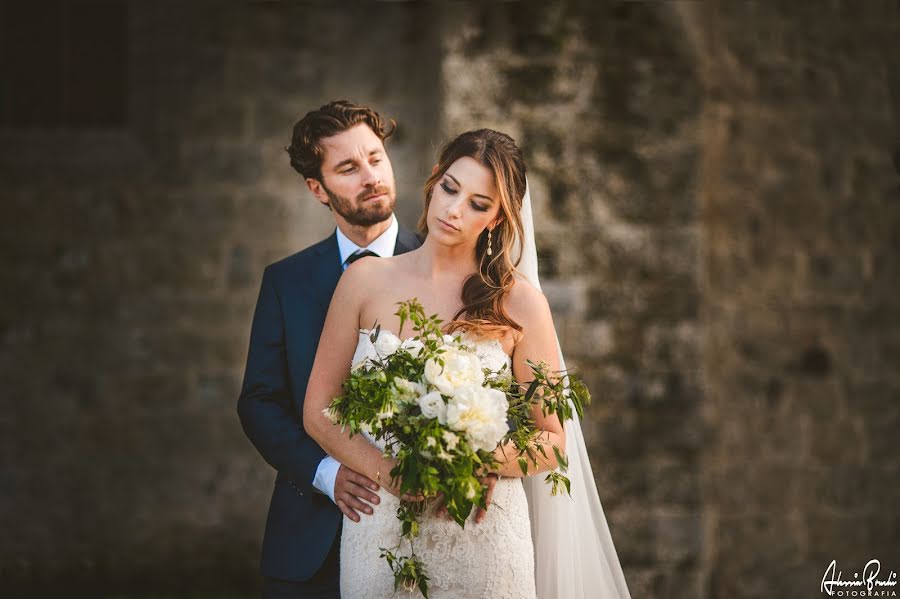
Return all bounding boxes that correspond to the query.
[237,265,327,494]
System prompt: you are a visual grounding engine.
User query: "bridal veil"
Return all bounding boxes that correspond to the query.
[514,180,632,599]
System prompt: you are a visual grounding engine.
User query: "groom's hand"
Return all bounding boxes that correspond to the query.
[334,465,380,523]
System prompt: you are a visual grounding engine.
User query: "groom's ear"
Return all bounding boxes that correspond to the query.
[305,177,330,207]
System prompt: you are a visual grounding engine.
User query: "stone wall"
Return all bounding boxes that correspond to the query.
[2,1,898,597]
[1,2,442,594]
[678,2,900,597]
[437,3,705,596]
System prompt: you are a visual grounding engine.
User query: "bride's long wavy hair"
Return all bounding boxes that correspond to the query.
[418,129,527,339]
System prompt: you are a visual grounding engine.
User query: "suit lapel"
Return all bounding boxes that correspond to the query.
[308,225,419,313]
[310,230,343,312]
[394,226,422,256]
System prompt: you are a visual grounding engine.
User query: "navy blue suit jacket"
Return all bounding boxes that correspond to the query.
[237,226,422,581]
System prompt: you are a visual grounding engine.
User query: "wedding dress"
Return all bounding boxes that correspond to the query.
[338,180,630,598]
[339,330,537,599]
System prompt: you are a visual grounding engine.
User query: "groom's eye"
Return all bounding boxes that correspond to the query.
[440,182,457,195]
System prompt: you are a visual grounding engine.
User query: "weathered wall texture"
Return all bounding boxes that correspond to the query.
[437,4,705,597]
[1,2,442,594]
[2,2,898,597]
[681,2,900,597]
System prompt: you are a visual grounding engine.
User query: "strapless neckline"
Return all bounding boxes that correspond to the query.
[357,327,509,353]
[351,327,512,374]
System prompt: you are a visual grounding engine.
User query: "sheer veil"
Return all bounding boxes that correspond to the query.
[514,179,632,599]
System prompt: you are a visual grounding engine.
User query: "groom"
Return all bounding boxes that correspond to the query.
[238,100,422,598]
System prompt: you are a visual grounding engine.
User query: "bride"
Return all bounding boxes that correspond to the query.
[304,129,630,598]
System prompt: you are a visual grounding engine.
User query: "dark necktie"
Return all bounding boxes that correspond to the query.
[345,249,379,266]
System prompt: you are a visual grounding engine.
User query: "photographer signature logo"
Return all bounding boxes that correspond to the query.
[822,559,898,596]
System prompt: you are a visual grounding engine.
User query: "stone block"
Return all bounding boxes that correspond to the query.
[655,511,703,566]
[541,277,588,318]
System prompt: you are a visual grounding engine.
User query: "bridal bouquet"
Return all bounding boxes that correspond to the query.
[324,299,590,597]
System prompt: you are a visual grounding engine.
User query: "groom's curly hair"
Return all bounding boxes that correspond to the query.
[286,100,396,181]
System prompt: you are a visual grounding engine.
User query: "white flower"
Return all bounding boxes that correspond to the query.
[478,347,509,376]
[360,422,373,435]
[350,336,378,371]
[442,334,457,345]
[400,337,425,358]
[424,348,485,395]
[436,448,453,462]
[417,391,447,424]
[446,385,509,453]
[442,431,460,451]
[322,406,339,424]
[425,436,437,448]
[374,330,402,357]
[393,377,426,403]
[376,403,395,422]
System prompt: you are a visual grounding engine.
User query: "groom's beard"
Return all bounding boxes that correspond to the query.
[323,182,395,227]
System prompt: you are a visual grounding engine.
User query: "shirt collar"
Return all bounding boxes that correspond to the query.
[335,214,399,267]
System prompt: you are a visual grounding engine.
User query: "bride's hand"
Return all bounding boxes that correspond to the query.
[434,474,499,523]
[473,473,499,523]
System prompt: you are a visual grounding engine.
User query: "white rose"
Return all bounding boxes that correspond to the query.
[374,330,402,357]
[424,348,485,395]
[417,391,447,424]
[423,359,443,389]
[446,385,509,453]
[399,337,425,358]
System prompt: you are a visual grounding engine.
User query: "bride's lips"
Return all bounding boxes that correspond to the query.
[437,218,459,232]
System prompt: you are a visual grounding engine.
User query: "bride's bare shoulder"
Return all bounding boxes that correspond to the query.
[505,276,553,329]
[340,251,415,290]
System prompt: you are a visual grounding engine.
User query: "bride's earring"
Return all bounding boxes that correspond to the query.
[487,228,493,256]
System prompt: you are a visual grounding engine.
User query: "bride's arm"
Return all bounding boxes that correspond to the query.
[303,260,396,493]
[490,280,567,478]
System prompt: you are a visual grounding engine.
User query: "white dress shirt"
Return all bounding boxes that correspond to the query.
[312,215,399,503]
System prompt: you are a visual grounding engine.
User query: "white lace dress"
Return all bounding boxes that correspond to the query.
[339,330,537,599]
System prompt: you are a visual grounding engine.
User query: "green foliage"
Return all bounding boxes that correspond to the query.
[327,299,592,597]
[381,547,430,598]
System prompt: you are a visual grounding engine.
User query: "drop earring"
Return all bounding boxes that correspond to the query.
[487,228,493,256]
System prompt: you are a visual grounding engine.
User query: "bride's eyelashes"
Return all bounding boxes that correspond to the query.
[439,182,489,212]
